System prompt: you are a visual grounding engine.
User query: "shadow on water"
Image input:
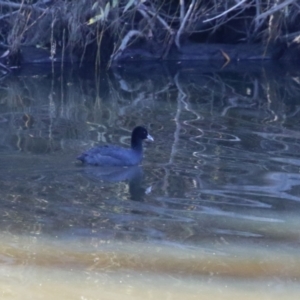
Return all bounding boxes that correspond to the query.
[0,61,300,298]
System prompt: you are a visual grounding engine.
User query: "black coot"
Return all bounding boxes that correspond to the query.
[77,126,153,166]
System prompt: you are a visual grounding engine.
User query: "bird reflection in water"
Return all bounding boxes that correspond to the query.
[81,165,149,202]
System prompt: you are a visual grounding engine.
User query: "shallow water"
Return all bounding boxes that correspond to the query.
[0,62,300,299]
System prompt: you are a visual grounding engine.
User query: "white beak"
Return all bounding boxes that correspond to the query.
[146,134,154,142]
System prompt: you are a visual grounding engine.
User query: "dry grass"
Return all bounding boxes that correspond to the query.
[0,0,299,67]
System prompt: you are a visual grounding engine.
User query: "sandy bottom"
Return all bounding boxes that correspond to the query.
[0,233,299,300]
[1,266,300,300]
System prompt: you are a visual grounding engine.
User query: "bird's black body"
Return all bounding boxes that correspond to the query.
[77,126,153,166]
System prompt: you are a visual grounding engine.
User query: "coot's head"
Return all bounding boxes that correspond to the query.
[132,126,154,143]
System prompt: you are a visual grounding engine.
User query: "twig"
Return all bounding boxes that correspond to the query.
[255,0,295,21]
[203,0,248,23]
[281,30,300,41]
[179,0,185,23]
[137,7,155,31]
[138,3,174,36]
[0,0,46,12]
[0,61,11,74]
[21,8,49,37]
[0,10,18,21]
[110,29,143,61]
[254,0,262,32]
[175,0,196,49]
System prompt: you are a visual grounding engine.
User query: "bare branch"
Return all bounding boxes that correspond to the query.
[0,60,11,74]
[138,3,174,36]
[175,0,196,49]
[281,30,300,41]
[110,30,143,61]
[203,0,248,23]
[179,0,185,23]
[255,0,295,21]
[0,0,46,12]
[0,10,18,21]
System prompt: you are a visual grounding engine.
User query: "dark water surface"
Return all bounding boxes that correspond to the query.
[0,62,300,299]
